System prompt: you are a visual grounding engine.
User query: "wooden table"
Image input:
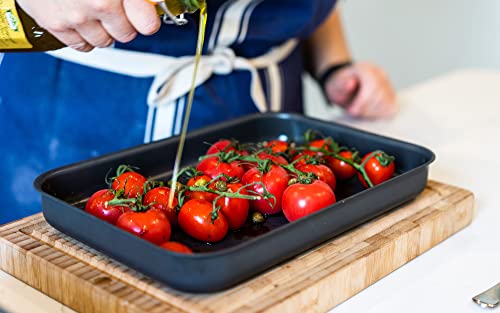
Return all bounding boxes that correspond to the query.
[1,69,498,312]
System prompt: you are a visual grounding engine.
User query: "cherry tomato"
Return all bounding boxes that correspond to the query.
[197,156,245,181]
[178,199,229,242]
[291,150,318,166]
[307,138,334,157]
[245,152,289,170]
[358,152,396,187]
[143,187,178,226]
[258,152,288,165]
[282,180,336,222]
[85,189,131,224]
[296,163,336,191]
[214,182,250,230]
[325,151,357,181]
[116,209,171,245]
[206,139,236,155]
[266,140,288,154]
[186,175,216,202]
[111,171,147,198]
[160,242,193,254]
[241,164,289,215]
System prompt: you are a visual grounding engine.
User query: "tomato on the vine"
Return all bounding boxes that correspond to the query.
[358,152,395,187]
[257,152,288,165]
[266,140,288,154]
[309,138,332,151]
[197,156,245,181]
[241,164,289,215]
[213,182,250,230]
[295,163,336,191]
[306,138,335,157]
[160,242,193,254]
[111,171,147,198]
[245,152,289,170]
[206,139,236,155]
[185,174,216,202]
[282,180,336,222]
[85,189,131,225]
[325,151,357,181]
[178,199,229,243]
[116,209,171,245]
[143,187,178,226]
[291,150,318,166]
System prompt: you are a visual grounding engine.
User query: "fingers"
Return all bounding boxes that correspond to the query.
[123,0,161,35]
[78,21,114,48]
[340,63,398,119]
[101,17,137,44]
[18,0,160,52]
[97,1,138,43]
[50,29,94,52]
[327,72,359,106]
[324,66,361,108]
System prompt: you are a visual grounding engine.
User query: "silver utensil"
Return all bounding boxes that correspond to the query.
[473,282,500,308]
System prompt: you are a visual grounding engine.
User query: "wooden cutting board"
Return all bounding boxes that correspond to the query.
[0,181,474,313]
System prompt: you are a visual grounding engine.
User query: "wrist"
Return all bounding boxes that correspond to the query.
[317,61,353,90]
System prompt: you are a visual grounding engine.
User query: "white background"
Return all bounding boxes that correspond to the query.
[304,0,500,114]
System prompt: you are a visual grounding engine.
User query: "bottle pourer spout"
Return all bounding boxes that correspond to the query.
[149,0,189,26]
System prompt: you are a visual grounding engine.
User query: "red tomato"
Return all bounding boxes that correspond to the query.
[296,163,336,191]
[111,171,147,198]
[178,199,229,243]
[325,151,357,181]
[245,152,289,170]
[186,175,216,202]
[241,165,290,215]
[257,152,288,165]
[291,150,317,166]
[206,139,236,155]
[358,152,396,187]
[309,139,331,151]
[143,187,178,226]
[197,156,245,181]
[116,209,171,245]
[160,242,193,254]
[214,182,250,230]
[85,189,131,224]
[282,180,337,222]
[308,138,333,156]
[266,140,288,154]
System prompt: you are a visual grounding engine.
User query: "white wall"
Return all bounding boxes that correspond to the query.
[304,0,500,117]
[340,0,500,88]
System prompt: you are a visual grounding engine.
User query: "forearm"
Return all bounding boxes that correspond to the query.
[305,6,352,78]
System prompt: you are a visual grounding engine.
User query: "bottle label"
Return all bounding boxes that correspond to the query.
[0,0,32,49]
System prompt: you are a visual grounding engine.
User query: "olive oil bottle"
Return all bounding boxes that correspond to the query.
[0,0,205,52]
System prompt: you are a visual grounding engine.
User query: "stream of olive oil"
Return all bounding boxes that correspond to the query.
[168,4,207,207]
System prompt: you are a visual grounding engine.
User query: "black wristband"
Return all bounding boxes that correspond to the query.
[318,61,353,89]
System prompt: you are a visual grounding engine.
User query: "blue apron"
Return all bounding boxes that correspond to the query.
[0,0,336,224]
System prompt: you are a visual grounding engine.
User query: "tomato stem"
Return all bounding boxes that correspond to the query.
[306,146,376,188]
[278,161,317,185]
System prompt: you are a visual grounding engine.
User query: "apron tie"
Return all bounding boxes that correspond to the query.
[48,38,298,114]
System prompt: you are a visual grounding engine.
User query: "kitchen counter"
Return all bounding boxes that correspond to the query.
[1,69,499,313]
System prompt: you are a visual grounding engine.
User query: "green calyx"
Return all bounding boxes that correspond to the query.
[375,152,395,167]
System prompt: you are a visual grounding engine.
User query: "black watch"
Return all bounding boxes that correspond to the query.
[318,61,353,89]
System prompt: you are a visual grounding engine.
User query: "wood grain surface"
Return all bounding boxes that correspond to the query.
[0,181,474,313]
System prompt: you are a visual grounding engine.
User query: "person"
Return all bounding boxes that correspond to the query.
[0,0,397,225]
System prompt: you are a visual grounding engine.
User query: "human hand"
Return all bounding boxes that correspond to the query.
[324,62,398,119]
[17,0,161,52]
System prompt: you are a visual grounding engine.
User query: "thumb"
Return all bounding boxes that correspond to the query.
[325,69,359,107]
